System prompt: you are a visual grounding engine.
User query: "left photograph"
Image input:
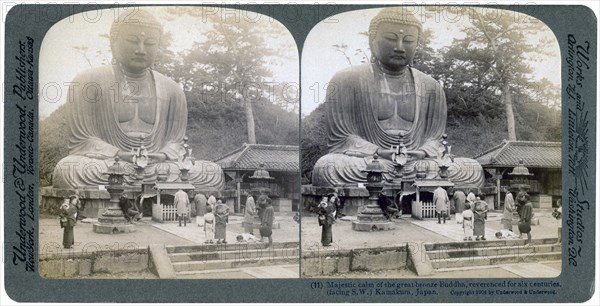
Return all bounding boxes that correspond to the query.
[38,6,300,279]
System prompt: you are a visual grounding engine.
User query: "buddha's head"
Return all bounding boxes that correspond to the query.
[369,8,422,72]
[110,10,164,74]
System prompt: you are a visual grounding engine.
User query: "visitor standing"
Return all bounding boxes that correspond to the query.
[59,196,79,248]
[194,192,207,227]
[318,194,336,247]
[433,186,450,224]
[462,202,474,241]
[244,195,256,235]
[453,189,466,224]
[214,199,229,244]
[259,195,274,247]
[518,192,534,245]
[473,195,489,241]
[203,205,215,244]
[502,192,515,231]
[174,188,190,227]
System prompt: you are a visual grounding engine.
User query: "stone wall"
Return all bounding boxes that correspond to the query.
[301,245,408,277]
[39,247,149,278]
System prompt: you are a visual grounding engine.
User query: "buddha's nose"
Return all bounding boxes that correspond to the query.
[136,42,146,55]
[395,41,405,52]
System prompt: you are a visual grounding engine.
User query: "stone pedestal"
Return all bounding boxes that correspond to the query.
[352,205,395,231]
[93,185,136,234]
[93,206,136,234]
[352,180,395,232]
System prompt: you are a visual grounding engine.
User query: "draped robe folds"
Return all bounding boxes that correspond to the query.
[311,64,484,187]
[51,65,224,190]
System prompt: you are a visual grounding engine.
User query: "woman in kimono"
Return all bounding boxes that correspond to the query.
[502,192,515,231]
[59,196,79,248]
[473,195,489,241]
[203,205,215,244]
[462,202,474,241]
[318,194,337,247]
[244,195,256,235]
[259,195,274,246]
[214,199,229,244]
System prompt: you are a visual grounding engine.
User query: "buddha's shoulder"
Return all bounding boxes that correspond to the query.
[332,64,370,77]
[151,70,181,89]
[72,66,114,81]
[410,68,440,86]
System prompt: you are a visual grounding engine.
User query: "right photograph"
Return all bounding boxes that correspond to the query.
[301,7,562,278]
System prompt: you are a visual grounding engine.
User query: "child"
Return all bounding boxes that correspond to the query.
[495,229,518,239]
[462,202,474,241]
[203,205,215,244]
[236,233,258,243]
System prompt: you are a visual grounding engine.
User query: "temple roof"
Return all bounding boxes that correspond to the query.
[473,140,561,169]
[214,144,299,172]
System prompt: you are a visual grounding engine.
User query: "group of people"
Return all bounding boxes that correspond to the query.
[506,190,534,245]
[433,187,490,241]
[240,194,275,246]
[460,191,489,241]
[450,188,534,244]
[189,192,229,244]
[193,193,275,245]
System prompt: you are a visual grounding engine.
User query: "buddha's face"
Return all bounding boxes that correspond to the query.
[372,22,419,71]
[112,25,161,74]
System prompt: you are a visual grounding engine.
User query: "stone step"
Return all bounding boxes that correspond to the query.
[175,264,299,278]
[434,260,561,273]
[423,238,558,251]
[166,241,299,254]
[431,252,562,269]
[427,244,561,260]
[172,256,296,272]
[169,247,299,263]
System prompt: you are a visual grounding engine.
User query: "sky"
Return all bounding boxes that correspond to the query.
[301,7,561,116]
[38,6,299,118]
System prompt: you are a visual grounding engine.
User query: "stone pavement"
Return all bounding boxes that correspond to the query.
[301,215,449,250]
[301,210,561,278]
[176,264,299,279]
[407,211,560,242]
[39,212,300,279]
[152,213,299,244]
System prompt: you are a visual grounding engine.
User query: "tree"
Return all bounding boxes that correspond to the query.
[446,8,554,140]
[167,8,296,145]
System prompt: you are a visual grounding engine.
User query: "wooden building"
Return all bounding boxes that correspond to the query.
[474,140,562,210]
[214,144,300,213]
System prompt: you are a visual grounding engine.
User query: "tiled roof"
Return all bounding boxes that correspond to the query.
[214,144,299,172]
[473,140,561,168]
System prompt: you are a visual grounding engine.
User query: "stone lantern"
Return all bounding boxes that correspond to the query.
[93,157,135,234]
[249,163,274,196]
[509,159,533,192]
[352,154,395,231]
[247,163,280,230]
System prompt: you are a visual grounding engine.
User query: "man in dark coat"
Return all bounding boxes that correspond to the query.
[517,191,534,245]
